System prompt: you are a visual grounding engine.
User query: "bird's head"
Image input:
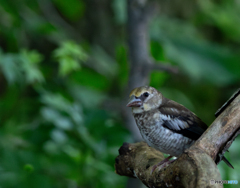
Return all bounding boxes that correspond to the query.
[127,86,163,114]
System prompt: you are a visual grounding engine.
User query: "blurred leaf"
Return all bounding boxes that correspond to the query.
[19,49,45,84]
[150,40,165,61]
[150,71,169,88]
[59,56,81,76]
[112,0,127,24]
[0,50,21,84]
[50,129,67,144]
[62,145,81,161]
[53,0,85,21]
[41,107,73,130]
[40,92,78,113]
[24,164,34,173]
[70,67,110,90]
[41,107,61,122]
[43,140,59,154]
[150,18,238,86]
[53,41,88,76]
[89,46,118,77]
[68,84,106,109]
[199,0,240,41]
[54,117,73,130]
[0,49,44,84]
[116,44,128,88]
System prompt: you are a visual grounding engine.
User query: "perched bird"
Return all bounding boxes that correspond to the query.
[127,86,233,172]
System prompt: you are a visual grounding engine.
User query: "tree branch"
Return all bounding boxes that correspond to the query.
[116,94,240,188]
[194,93,240,162]
[149,60,178,74]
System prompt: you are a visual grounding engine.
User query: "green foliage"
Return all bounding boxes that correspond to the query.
[0,21,128,187]
[0,47,129,187]
[112,0,127,24]
[53,41,88,76]
[150,16,239,86]
[0,49,44,84]
[53,0,85,21]
[199,0,240,41]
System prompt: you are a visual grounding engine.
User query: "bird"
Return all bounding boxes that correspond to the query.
[126,85,233,173]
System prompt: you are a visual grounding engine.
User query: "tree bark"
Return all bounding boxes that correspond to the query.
[115,93,240,188]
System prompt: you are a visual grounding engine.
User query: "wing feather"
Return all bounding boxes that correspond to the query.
[159,100,208,140]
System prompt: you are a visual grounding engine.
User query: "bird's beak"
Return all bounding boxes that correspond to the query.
[126,95,142,107]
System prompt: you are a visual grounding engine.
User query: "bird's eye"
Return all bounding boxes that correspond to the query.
[143,92,149,97]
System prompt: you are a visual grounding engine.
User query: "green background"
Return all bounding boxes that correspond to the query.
[0,0,239,187]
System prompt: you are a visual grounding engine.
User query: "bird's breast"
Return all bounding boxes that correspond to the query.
[133,112,194,157]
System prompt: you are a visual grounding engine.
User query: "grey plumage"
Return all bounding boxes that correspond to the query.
[134,111,195,157]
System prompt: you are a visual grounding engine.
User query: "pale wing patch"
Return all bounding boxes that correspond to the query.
[174,119,189,129]
[170,108,179,113]
[160,114,189,130]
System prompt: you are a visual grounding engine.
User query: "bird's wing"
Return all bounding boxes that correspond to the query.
[159,100,208,140]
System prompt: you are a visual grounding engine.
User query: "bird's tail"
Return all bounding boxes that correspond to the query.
[222,156,234,169]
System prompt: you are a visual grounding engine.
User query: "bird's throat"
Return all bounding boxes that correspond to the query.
[132,107,144,114]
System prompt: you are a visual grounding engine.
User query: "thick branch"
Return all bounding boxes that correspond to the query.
[115,142,222,188]
[194,94,240,161]
[115,95,240,188]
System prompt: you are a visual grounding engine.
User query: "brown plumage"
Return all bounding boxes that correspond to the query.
[127,86,233,170]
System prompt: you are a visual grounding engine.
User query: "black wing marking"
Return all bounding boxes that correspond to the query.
[159,100,208,140]
[162,117,205,140]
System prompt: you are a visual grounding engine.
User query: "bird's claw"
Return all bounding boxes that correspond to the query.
[150,156,175,174]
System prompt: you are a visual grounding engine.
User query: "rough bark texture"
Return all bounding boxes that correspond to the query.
[115,94,240,188]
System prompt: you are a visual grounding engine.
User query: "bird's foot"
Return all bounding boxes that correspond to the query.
[151,156,175,174]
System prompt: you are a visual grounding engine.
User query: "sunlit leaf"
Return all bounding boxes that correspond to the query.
[53,41,88,76]
[59,57,81,75]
